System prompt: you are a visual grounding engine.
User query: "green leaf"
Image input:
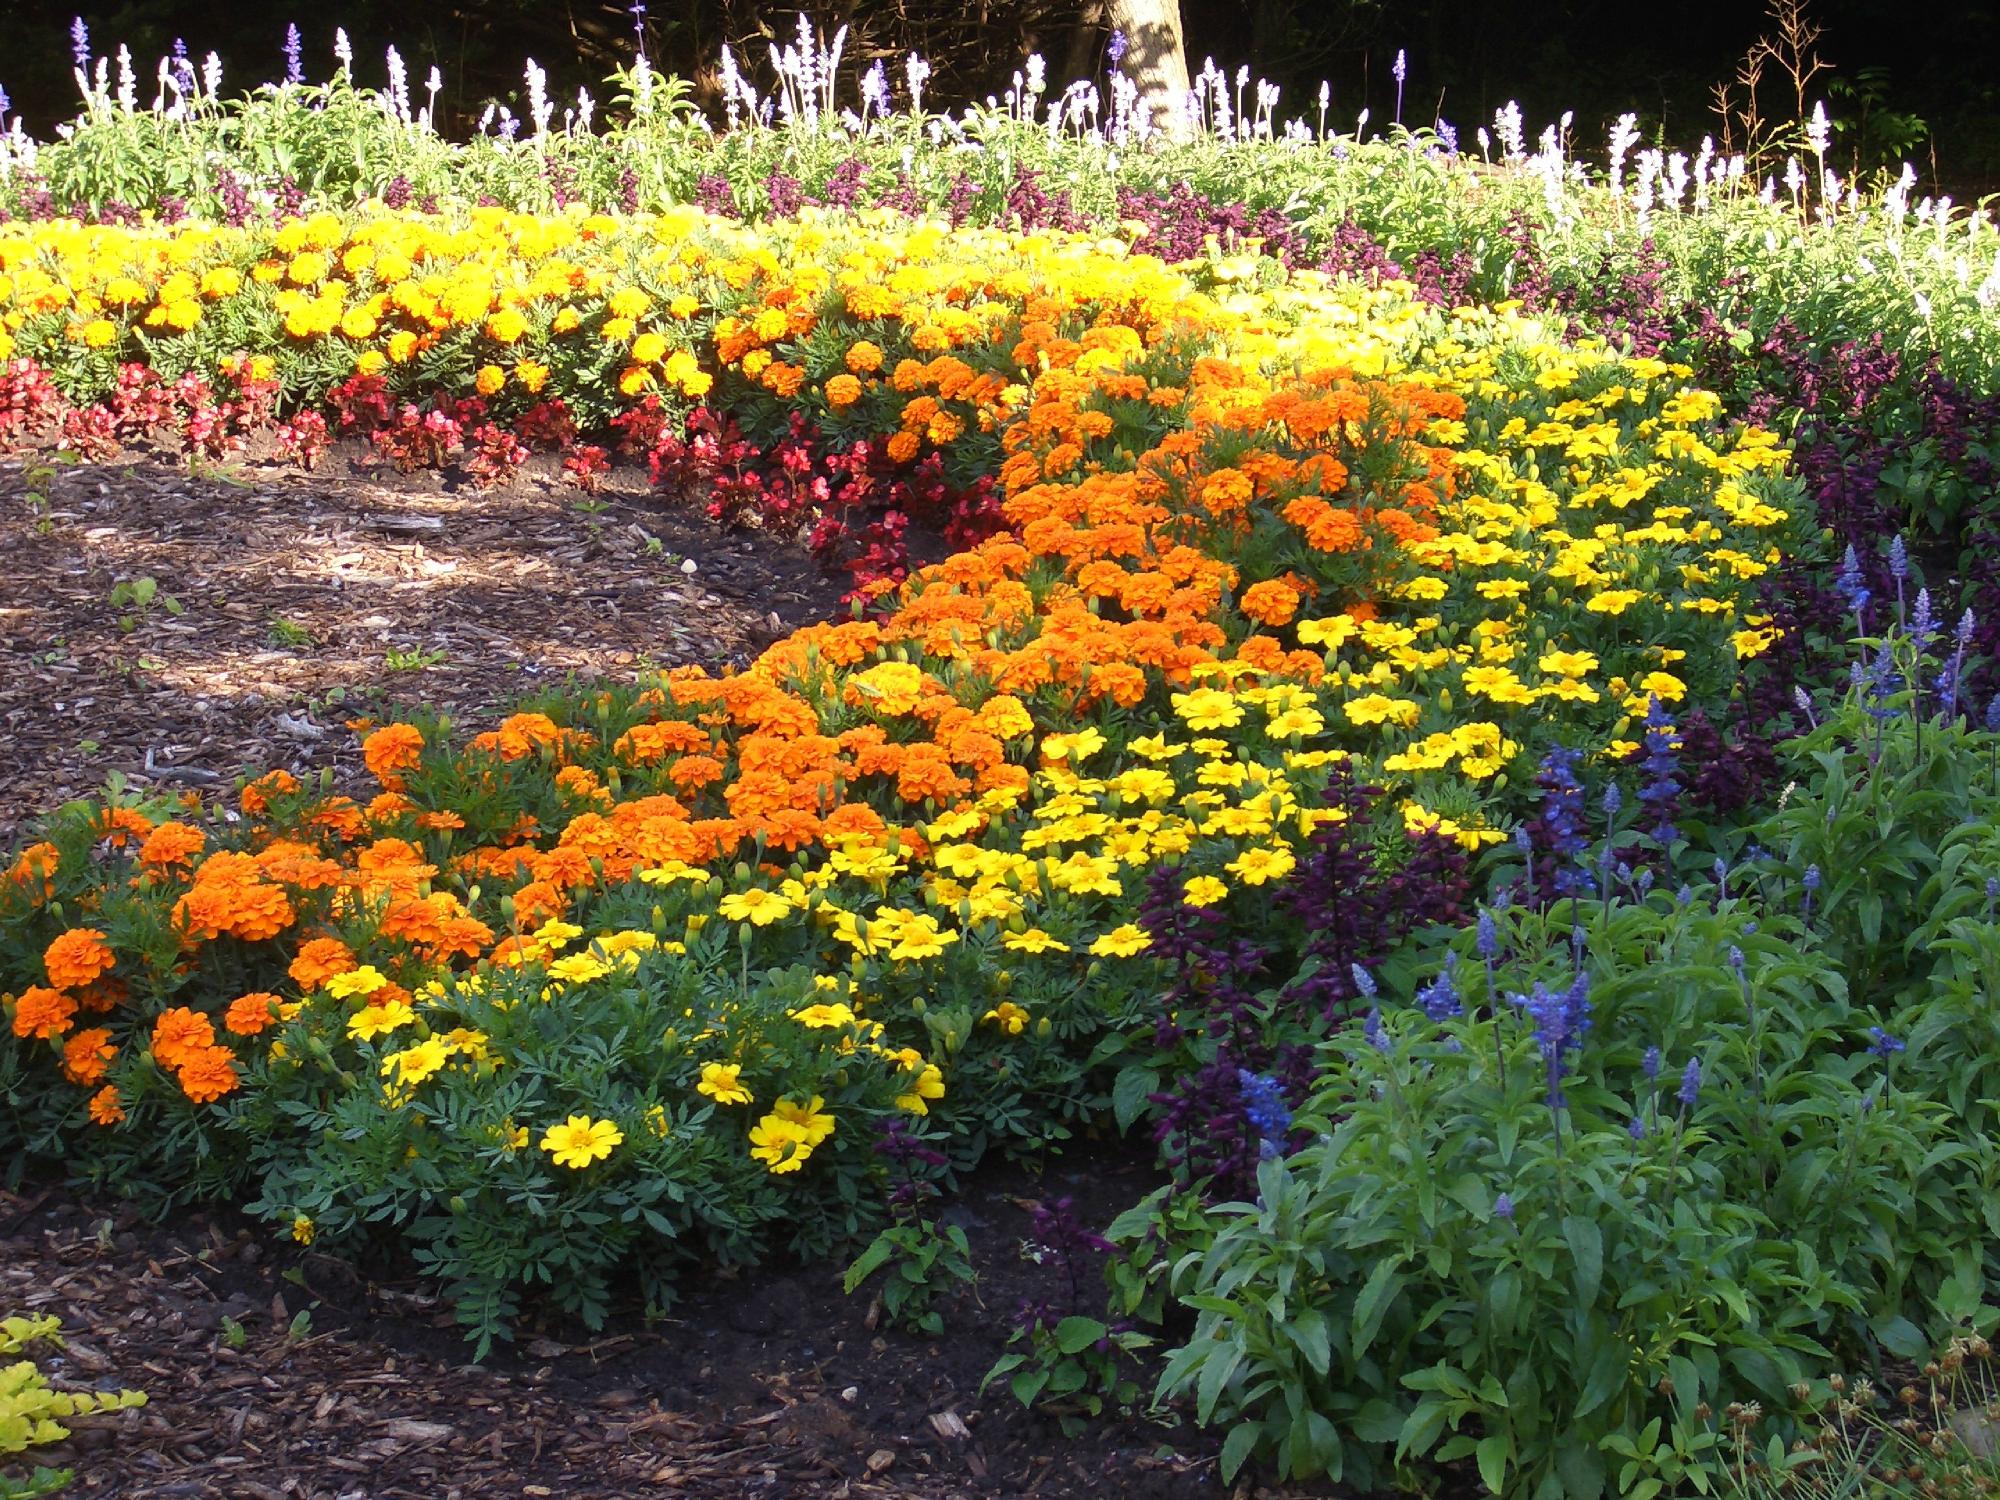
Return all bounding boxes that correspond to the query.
[1196,1343,1244,1425]
[841,1235,894,1294]
[1011,1366,1050,1407]
[1872,1313,1928,1360]
[1563,1215,1604,1307]
[1350,1398,1405,1444]
[1055,1316,1108,1355]
[1285,1309,1331,1375]
[1352,1256,1405,1357]
[1111,1066,1160,1131]
[1476,1433,1510,1495]
[1220,1420,1261,1482]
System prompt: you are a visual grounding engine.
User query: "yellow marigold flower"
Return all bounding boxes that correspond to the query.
[387,330,420,363]
[379,1036,453,1090]
[1226,845,1298,886]
[540,1114,624,1169]
[1089,924,1153,958]
[487,307,529,344]
[618,365,653,396]
[895,1066,945,1116]
[1183,874,1229,907]
[325,966,389,1000]
[1172,688,1244,731]
[1637,670,1687,701]
[718,888,794,926]
[1342,694,1421,728]
[287,252,330,286]
[1586,590,1644,615]
[630,330,669,364]
[1537,649,1600,677]
[346,999,415,1041]
[606,287,650,319]
[552,306,582,334]
[545,953,612,985]
[291,1215,315,1245]
[475,364,507,397]
[749,1115,812,1173]
[354,349,388,377]
[790,1001,857,1029]
[199,266,241,299]
[80,318,117,349]
[514,359,550,393]
[697,1061,752,1106]
[1002,927,1069,954]
[982,1000,1030,1035]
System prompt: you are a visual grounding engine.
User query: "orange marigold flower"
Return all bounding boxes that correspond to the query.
[289,936,357,989]
[74,976,128,1014]
[96,806,156,847]
[669,754,725,791]
[176,1045,240,1104]
[362,723,426,788]
[45,928,116,989]
[62,1027,117,1085]
[11,986,77,1040]
[87,1085,126,1126]
[224,992,282,1036]
[138,821,206,871]
[7,841,60,898]
[240,769,302,816]
[151,1006,217,1070]
[1239,578,1303,628]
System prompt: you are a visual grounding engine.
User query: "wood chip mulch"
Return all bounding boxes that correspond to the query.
[0,1189,965,1499]
[0,451,847,841]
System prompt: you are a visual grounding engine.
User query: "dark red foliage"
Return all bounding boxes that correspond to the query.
[561,443,610,492]
[275,410,331,470]
[327,373,394,436]
[464,422,530,489]
[514,399,578,452]
[369,404,465,472]
[0,359,68,452]
[639,408,1003,597]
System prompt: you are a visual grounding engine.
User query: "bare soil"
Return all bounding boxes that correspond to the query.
[0,449,846,842]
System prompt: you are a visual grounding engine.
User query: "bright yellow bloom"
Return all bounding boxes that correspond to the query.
[1003,927,1069,954]
[1089,924,1153,958]
[540,1114,625,1169]
[1183,874,1229,907]
[982,1000,1030,1035]
[346,999,415,1041]
[718,888,794,926]
[697,1061,752,1105]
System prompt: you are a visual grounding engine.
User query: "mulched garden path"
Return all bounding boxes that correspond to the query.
[0,448,1354,1499]
[0,449,847,842]
[1,1149,1337,1500]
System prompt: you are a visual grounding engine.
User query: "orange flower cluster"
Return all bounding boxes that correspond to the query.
[150,1006,240,1103]
[171,851,297,943]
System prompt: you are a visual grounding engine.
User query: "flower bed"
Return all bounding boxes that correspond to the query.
[0,206,1803,1351]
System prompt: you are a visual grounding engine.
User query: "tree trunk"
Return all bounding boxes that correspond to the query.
[1105,0,1191,139]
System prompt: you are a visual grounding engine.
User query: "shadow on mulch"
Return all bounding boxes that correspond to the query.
[2,1144,1362,1500]
[0,442,851,841]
